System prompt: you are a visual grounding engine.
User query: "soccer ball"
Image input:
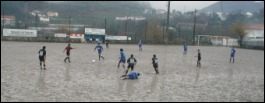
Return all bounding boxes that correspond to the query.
[92,60,95,62]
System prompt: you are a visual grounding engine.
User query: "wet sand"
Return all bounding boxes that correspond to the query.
[1,41,264,102]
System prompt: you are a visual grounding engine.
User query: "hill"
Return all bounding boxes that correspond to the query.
[200,1,264,13]
[1,1,152,24]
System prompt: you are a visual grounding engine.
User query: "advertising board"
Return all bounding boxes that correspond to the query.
[70,34,84,38]
[3,29,37,37]
[85,28,105,35]
[54,33,67,37]
[105,35,127,40]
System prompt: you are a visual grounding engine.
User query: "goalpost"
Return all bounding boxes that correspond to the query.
[196,35,212,45]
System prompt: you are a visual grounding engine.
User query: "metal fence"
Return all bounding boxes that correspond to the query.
[241,40,264,50]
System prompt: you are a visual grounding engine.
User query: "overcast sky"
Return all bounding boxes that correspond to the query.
[149,1,263,13]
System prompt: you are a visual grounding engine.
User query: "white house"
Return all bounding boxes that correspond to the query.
[245,12,253,18]
[116,16,127,20]
[156,9,166,14]
[244,24,264,40]
[143,9,152,14]
[1,15,16,26]
[216,12,229,21]
[47,12,58,17]
[40,17,49,23]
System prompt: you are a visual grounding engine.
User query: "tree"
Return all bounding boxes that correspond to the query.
[230,21,248,47]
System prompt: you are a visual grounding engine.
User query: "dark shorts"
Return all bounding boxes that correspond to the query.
[66,52,70,56]
[127,64,134,69]
[231,55,234,57]
[39,56,45,61]
[119,58,126,63]
[139,44,142,47]
[184,49,187,51]
[153,63,158,68]
[198,57,201,61]
[106,43,109,45]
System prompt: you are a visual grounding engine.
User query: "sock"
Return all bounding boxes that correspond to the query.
[64,57,68,61]
[125,70,128,75]
[122,65,125,69]
[197,62,198,66]
[118,63,120,68]
[230,59,231,62]
[40,63,42,67]
[44,65,45,67]
[101,56,104,58]
[131,68,134,71]
[68,58,70,62]
[233,59,234,63]
[99,56,100,60]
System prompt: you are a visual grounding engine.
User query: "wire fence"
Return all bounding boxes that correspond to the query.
[241,40,264,50]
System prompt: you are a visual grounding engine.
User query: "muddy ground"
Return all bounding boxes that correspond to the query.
[1,41,264,102]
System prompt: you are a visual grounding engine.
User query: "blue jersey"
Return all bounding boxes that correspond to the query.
[128,72,138,79]
[94,45,103,52]
[139,41,142,46]
[231,49,236,56]
[184,44,187,50]
[120,51,126,59]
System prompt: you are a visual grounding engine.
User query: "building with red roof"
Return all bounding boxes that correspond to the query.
[244,24,264,40]
[1,15,16,26]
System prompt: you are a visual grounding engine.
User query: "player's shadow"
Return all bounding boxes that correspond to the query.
[228,64,233,80]
[65,63,71,87]
[149,74,158,93]
[37,69,46,90]
[194,68,200,84]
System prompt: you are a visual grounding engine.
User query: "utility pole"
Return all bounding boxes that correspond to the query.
[179,25,180,40]
[69,16,71,39]
[165,1,170,44]
[35,13,37,30]
[105,18,106,33]
[145,19,147,41]
[2,11,4,36]
[192,9,197,45]
[125,20,127,36]
[25,1,28,29]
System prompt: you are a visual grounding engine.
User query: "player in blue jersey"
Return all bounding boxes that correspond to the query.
[118,48,126,71]
[94,43,104,60]
[230,47,236,63]
[139,40,142,51]
[119,72,140,80]
[183,43,188,55]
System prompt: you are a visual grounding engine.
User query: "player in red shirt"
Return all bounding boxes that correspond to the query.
[63,44,77,62]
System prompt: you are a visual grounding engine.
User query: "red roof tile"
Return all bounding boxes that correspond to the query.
[1,15,15,19]
[244,24,264,30]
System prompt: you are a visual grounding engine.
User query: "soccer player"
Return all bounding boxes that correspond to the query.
[105,38,109,49]
[63,44,77,63]
[38,46,46,70]
[125,54,137,75]
[119,72,140,80]
[94,43,105,60]
[118,48,126,71]
[194,49,201,68]
[139,40,142,51]
[230,47,236,63]
[150,54,159,74]
[184,43,188,55]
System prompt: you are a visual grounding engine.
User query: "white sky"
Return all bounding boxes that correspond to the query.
[149,1,263,13]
